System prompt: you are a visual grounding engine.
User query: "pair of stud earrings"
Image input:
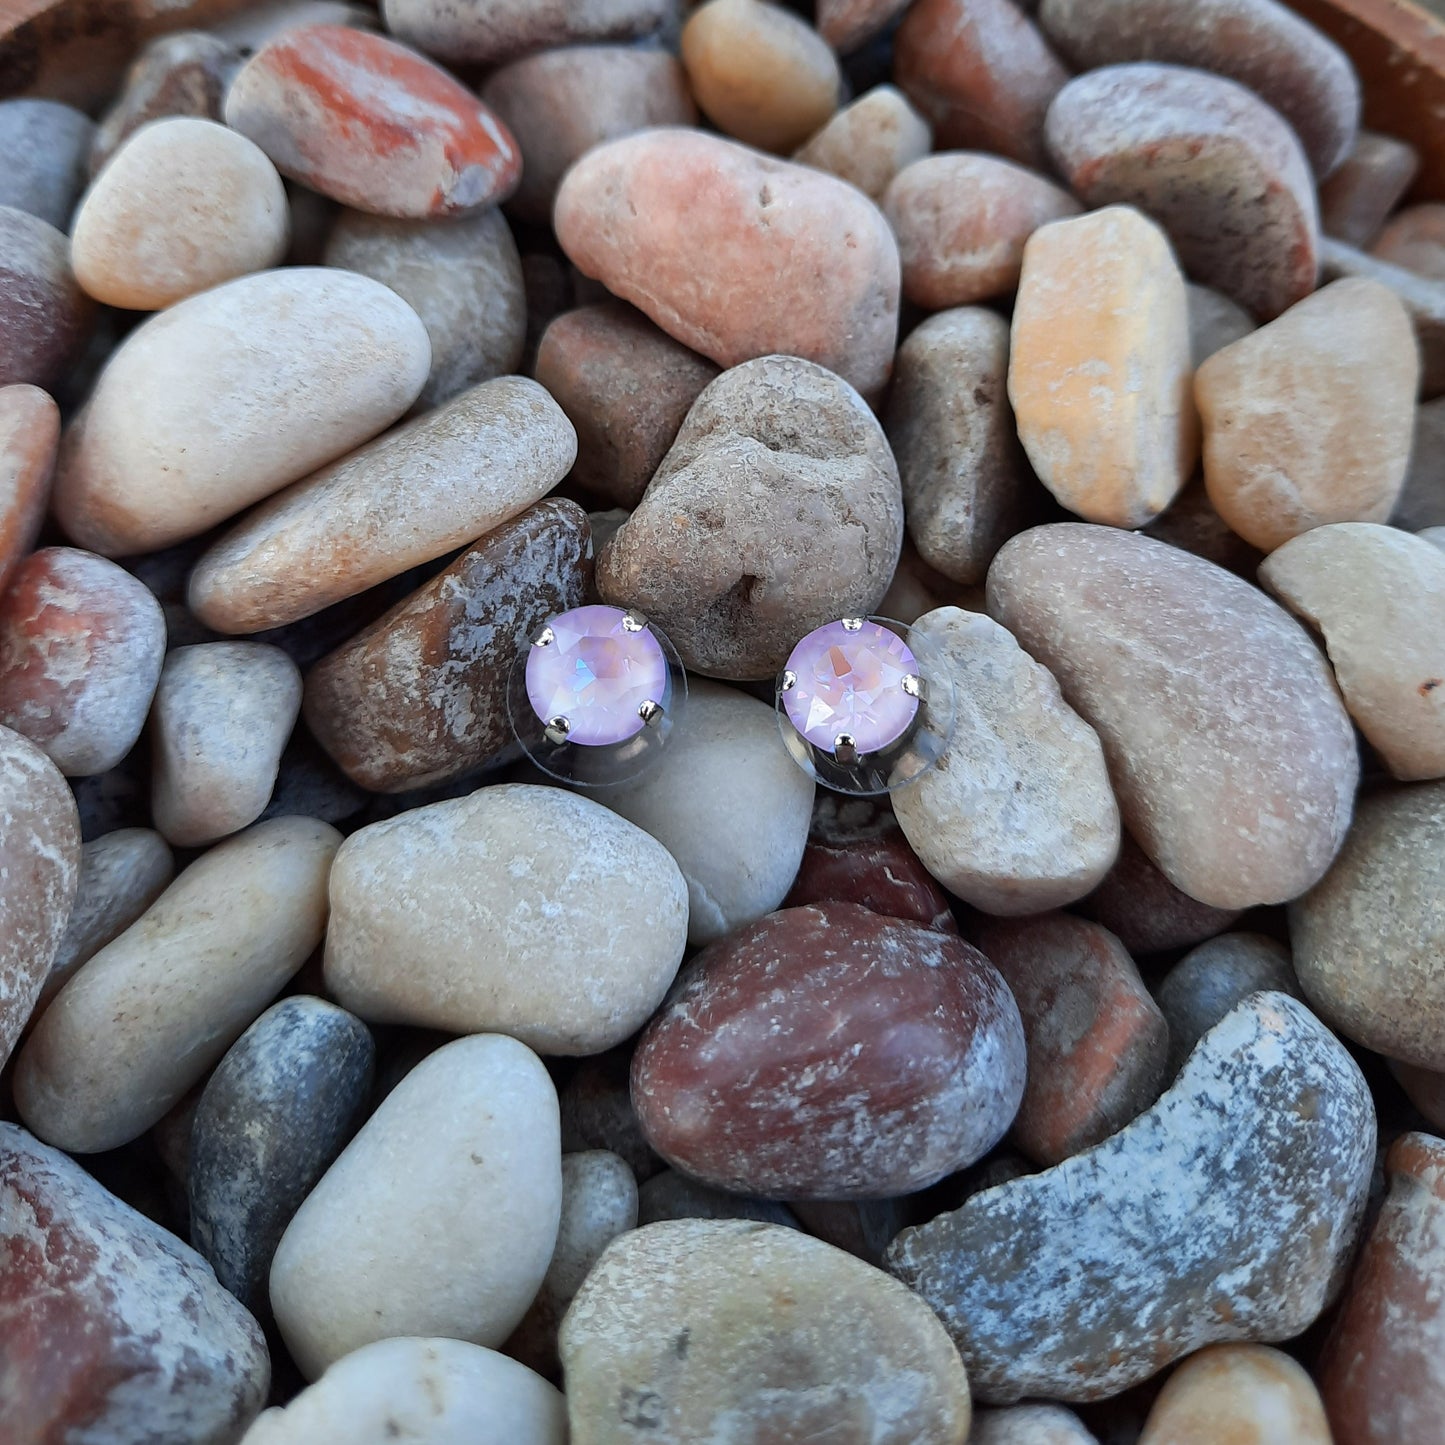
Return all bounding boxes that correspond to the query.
[505,603,956,796]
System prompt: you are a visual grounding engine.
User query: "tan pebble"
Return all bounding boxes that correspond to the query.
[681,0,840,153]
[1009,206,1196,529]
[970,1404,1099,1442]
[0,383,59,592]
[1196,278,1417,551]
[72,117,288,310]
[884,152,1080,309]
[1140,1343,1331,1443]
[793,85,931,202]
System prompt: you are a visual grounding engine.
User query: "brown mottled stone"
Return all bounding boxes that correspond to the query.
[560,1220,973,1444]
[0,383,58,593]
[481,47,697,226]
[816,0,909,52]
[304,499,590,792]
[894,0,1068,168]
[974,914,1169,1166]
[793,85,930,202]
[632,902,1026,1199]
[888,993,1375,1403]
[90,31,242,173]
[0,205,91,391]
[0,547,166,778]
[0,1122,269,1444]
[1036,0,1359,179]
[987,525,1359,910]
[553,128,901,398]
[0,726,79,1070]
[534,303,719,509]
[1046,64,1319,320]
[1317,1131,1445,1445]
[1320,130,1419,248]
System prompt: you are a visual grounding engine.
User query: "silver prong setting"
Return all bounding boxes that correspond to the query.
[780,669,797,692]
[638,699,664,727]
[544,715,571,744]
[834,734,858,764]
[532,625,555,648]
[841,617,864,632]
[901,674,924,700]
[622,610,647,633]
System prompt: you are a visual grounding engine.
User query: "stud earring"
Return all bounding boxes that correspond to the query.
[775,615,955,795]
[507,602,687,786]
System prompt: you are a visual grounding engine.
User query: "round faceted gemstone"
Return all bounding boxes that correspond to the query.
[526,604,668,746]
[783,619,920,756]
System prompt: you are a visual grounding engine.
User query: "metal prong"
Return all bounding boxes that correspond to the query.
[544,715,571,744]
[532,625,555,648]
[622,610,647,633]
[901,674,924,700]
[834,734,858,764]
[841,617,864,632]
[638,699,664,727]
[780,669,797,692]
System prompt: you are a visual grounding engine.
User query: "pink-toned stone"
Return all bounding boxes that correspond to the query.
[975,913,1169,1166]
[1321,129,1420,248]
[1196,279,1418,551]
[894,0,1068,169]
[480,46,696,227]
[1317,1131,1445,1444]
[1046,63,1319,320]
[793,85,931,202]
[883,152,1080,309]
[0,383,57,593]
[782,617,919,755]
[0,206,92,391]
[224,24,521,218]
[0,1122,269,1444]
[816,0,910,52]
[1036,0,1359,179]
[533,302,719,509]
[0,547,166,777]
[632,902,1026,1198]
[0,727,79,1070]
[554,128,900,397]
[987,524,1360,909]
[1078,831,1242,954]
[1374,204,1445,281]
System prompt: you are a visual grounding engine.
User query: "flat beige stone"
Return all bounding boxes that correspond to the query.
[793,85,930,202]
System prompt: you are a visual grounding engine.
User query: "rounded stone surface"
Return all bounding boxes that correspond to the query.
[0,205,92,392]
[1322,130,1421,249]
[559,1219,973,1445]
[970,1405,1099,1443]
[0,383,59,593]
[0,546,166,777]
[269,1033,562,1378]
[242,1338,565,1445]
[324,783,689,1054]
[13,816,341,1154]
[224,23,521,218]
[0,98,94,228]
[554,129,900,398]
[782,618,919,755]
[986,524,1359,910]
[381,0,672,66]
[595,679,814,946]
[72,117,288,310]
[632,902,1026,1198]
[52,267,430,556]
[793,85,931,203]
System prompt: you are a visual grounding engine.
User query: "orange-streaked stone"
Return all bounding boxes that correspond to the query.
[0,385,59,594]
[224,24,520,219]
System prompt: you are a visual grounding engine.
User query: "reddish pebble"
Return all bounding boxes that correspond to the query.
[975,913,1169,1166]
[1374,205,1445,282]
[894,0,1068,169]
[1046,63,1319,319]
[0,547,166,778]
[816,0,910,53]
[632,902,1026,1199]
[224,24,521,219]
[1321,130,1421,248]
[884,152,1080,309]
[1317,1131,1445,1444]
[0,384,59,593]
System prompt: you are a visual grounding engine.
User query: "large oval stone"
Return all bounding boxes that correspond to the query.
[1290,781,1445,1070]
[632,902,1026,1198]
[986,524,1359,909]
[0,725,80,1070]
[560,1219,973,1444]
[269,1033,561,1378]
[887,993,1375,1402]
[325,784,689,1054]
[188,375,576,633]
[51,267,430,556]
[554,128,900,398]
[0,1122,269,1444]
[1046,64,1319,320]
[14,816,340,1153]
[381,0,672,66]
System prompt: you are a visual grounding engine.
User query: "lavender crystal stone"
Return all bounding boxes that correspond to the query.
[782,619,920,756]
[525,604,668,746]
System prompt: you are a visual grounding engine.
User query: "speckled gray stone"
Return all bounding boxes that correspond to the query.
[189,996,375,1317]
[887,993,1375,1403]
